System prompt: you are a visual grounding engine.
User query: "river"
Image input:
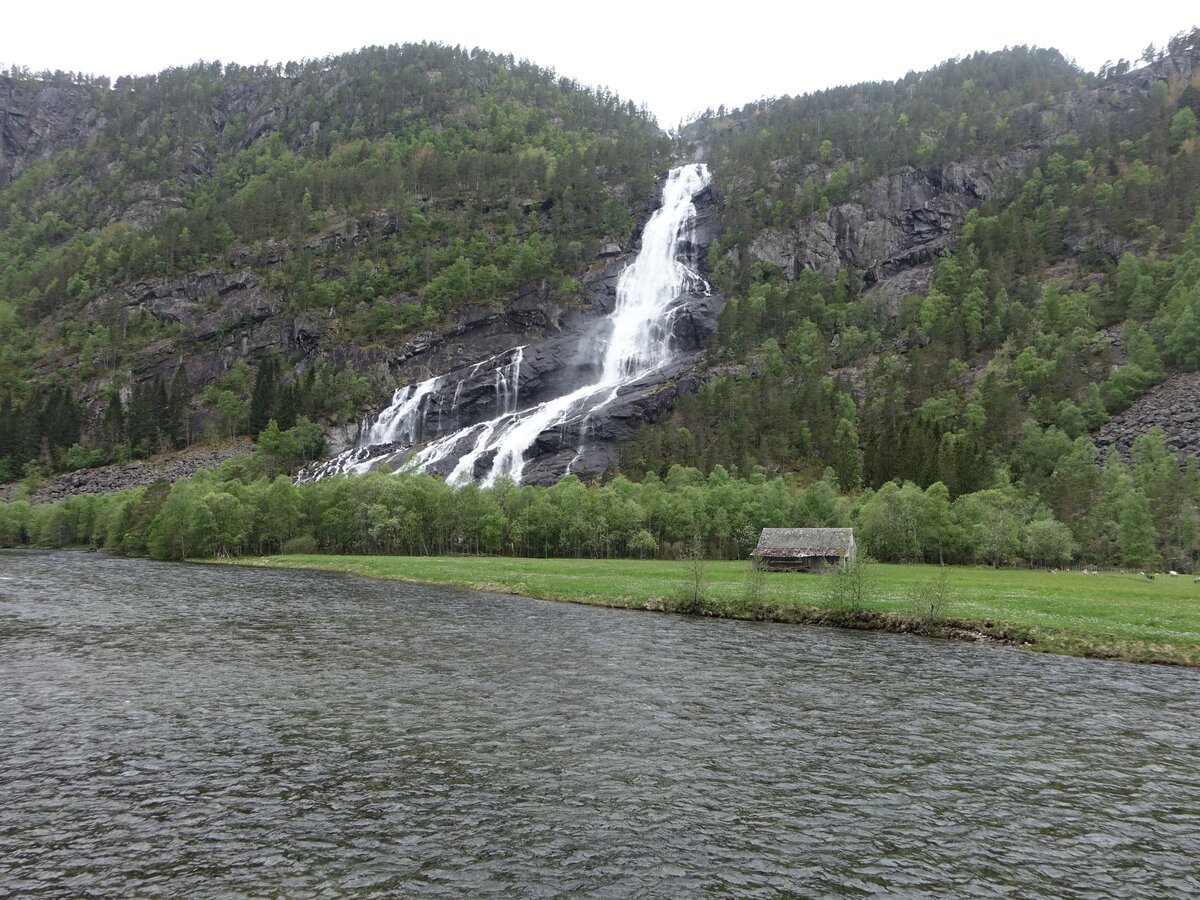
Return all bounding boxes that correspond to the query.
[1,550,1198,898]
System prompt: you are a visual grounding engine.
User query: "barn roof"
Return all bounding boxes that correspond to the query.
[751,527,855,558]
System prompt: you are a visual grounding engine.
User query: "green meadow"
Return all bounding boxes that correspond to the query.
[227,555,1200,667]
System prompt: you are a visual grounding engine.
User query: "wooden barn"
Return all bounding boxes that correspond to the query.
[751,528,857,573]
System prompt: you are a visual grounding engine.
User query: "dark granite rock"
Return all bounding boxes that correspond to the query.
[1093,372,1200,459]
[0,78,104,187]
[748,158,1021,287]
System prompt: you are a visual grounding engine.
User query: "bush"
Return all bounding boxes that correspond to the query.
[823,555,877,614]
[281,535,319,555]
[675,538,707,614]
[907,565,952,632]
[741,557,766,606]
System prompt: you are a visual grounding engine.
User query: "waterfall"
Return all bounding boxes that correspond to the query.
[300,348,523,482]
[364,377,443,446]
[304,163,710,485]
[495,346,523,416]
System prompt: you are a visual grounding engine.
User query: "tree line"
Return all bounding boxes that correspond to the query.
[2,422,1196,571]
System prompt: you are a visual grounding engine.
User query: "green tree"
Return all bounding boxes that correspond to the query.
[168,365,192,449]
[1024,518,1076,568]
[255,419,302,476]
[1118,488,1159,570]
[248,357,279,437]
[858,481,925,562]
[258,475,301,553]
[215,390,245,438]
[831,418,863,490]
[1169,107,1198,150]
[953,485,1022,566]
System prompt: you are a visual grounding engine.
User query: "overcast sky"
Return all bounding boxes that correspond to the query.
[4,2,1195,129]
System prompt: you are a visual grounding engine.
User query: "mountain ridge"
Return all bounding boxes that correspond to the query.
[2,33,1199,492]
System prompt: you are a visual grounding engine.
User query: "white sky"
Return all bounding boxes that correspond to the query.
[4,2,1196,129]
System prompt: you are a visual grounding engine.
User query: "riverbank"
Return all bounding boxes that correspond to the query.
[222,555,1200,667]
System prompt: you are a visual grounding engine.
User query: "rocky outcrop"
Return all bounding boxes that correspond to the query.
[0,77,104,186]
[519,356,710,485]
[1093,373,1200,459]
[76,269,296,399]
[2,68,298,221]
[124,269,279,339]
[0,440,255,505]
[737,50,1200,306]
[746,156,1026,300]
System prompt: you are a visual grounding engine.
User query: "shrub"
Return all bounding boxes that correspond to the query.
[741,557,766,606]
[675,538,707,614]
[281,535,319,555]
[907,565,952,632]
[824,555,877,614]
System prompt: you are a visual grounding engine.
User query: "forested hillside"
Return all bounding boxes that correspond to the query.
[620,33,1200,569]
[0,43,670,477]
[4,32,1200,571]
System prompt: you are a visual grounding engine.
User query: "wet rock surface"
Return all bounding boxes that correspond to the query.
[325,168,724,484]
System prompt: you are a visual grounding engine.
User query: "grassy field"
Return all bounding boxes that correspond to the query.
[227,555,1200,667]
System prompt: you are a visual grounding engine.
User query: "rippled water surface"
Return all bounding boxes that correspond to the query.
[2,550,1199,898]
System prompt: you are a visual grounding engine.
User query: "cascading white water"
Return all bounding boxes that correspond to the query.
[301,347,523,481]
[365,377,443,446]
[601,166,711,385]
[306,163,709,485]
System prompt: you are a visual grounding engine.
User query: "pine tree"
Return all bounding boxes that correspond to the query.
[0,397,16,462]
[126,381,155,454]
[100,393,126,450]
[275,383,297,431]
[40,386,82,456]
[248,357,278,437]
[151,376,170,450]
[831,418,862,490]
[168,365,191,449]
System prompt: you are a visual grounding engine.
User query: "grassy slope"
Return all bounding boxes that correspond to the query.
[225,555,1200,667]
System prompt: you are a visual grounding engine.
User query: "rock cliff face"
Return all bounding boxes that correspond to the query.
[726,53,1200,308]
[0,71,301,185]
[745,158,1019,307]
[0,78,102,187]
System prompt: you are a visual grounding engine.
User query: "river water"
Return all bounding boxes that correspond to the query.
[2,550,1198,898]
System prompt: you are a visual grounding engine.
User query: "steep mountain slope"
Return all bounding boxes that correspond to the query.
[3,33,1200,510]
[623,38,1200,487]
[0,44,671,479]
